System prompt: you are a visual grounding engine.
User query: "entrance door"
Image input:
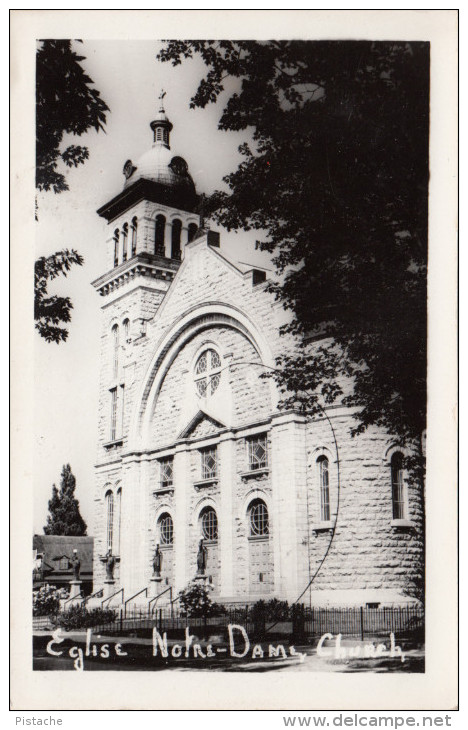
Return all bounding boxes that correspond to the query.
[249,537,273,596]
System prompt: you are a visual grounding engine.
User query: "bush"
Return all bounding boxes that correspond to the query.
[33,584,66,617]
[250,598,290,623]
[178,581,225,618]
[53,605,117,630]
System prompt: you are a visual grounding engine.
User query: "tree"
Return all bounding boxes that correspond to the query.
[35,40,109,342]
[44,464,87,536]
[159,42,428,464]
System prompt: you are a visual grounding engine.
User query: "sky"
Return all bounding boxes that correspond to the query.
[34,40,270,534]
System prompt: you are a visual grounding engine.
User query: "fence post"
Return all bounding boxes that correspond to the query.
[360,606,364,642]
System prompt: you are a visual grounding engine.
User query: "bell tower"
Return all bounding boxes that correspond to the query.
[92,95,200,590]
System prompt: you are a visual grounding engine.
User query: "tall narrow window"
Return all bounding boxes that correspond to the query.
[155,215,166,255]
[188,223,198,242]
[200,507,218,541]
[159,457,174,488]
[115,488,122,555]
[123,318,130,343]
[112,325,119,379]
[248,434,268,471]
[317,456,330,522]
[106,491,114,551]
[391,452,406,519]
[249,499,269,537]
[119,384,125,438]
[122,223,128,262]
[110,388,118,441]
[113,230,119,267]
[158,513,174,545]
[131,217,137,257]
[171,219,182,259]
[201,447,217,480]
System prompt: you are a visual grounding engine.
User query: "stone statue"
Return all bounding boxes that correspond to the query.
[104,549,115,580]
[71,552,81,581]
[196,539,207,575]
[152,544,162,578]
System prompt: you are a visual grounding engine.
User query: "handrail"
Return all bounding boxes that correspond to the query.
[81,588,104,606]
[124,586,148,615]
[101,587,124,609]
[63,591,83,608]
[148,586,172,614]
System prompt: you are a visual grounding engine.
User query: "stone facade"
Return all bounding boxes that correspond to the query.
[91,111,424,608]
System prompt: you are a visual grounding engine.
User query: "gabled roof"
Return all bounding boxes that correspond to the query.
[178,410,226,440]
[33,535,94,574]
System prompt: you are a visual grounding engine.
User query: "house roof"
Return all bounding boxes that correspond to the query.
[33,535,94,575]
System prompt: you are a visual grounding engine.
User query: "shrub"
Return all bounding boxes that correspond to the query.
[53,605,117,630]
[178,581,225,618]
[33,584,65,617]
[250,598,290,623]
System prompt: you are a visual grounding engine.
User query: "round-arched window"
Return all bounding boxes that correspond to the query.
[159,513,174,545]
[201,507,218,541]
[249,499,269,537]
[194,349,222,397]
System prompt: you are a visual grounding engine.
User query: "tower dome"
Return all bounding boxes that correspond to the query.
[121,90,197,209]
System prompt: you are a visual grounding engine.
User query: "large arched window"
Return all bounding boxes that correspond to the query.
[158,513,174,545]
[106,491,114,551]
[391,452,406,520]
[200,507,218,541]
[112,324,119,379]
[171,219,182,259]
[131,217,137,257]
[317,456,330,522]
[122,222,128,262]
[188,223,198,243]
[249,499,269,537]
[155,215,166,255]
[113,230,119,267]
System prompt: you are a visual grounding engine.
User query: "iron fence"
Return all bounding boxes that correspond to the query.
[86,604,423,641]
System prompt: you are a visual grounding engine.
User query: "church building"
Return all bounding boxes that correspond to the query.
[91,97,424,608]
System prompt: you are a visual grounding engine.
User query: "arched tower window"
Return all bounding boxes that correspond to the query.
[171,219,182,260]
[158,513,174,546]
[188,223,198,243]
[317,456,330,522]
[131,217,137,257]
[391,452,406,520]
[123,318,130,343]
[106,491,114,552]
[249,499,269,537]
[113,230,119,267]
[155,215,166,255]
[112,324,119,379]
[194,348,222,397]
[200,507,218,541]
[122,222,128,262]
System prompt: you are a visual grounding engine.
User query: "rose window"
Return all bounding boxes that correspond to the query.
[194,349,222,397]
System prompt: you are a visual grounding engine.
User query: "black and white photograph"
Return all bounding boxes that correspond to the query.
[11,9,458,712]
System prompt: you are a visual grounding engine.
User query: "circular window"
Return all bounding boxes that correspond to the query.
[159,513,174,545]
[194,349,222,397]
[249,500,269,537]
[201,508,218,541]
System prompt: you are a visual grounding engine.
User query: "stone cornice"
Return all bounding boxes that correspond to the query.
[91,253,180,297]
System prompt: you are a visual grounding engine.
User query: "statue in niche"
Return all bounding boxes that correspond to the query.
[153,544,162,578]
[104,549,115,580]
[196,539,207,575]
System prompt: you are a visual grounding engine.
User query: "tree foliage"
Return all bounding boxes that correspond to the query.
[159,41,428,455]
[34,249,84,343]
[35,40,109,342]
[36,39,108,194]
[44,464,87,536]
